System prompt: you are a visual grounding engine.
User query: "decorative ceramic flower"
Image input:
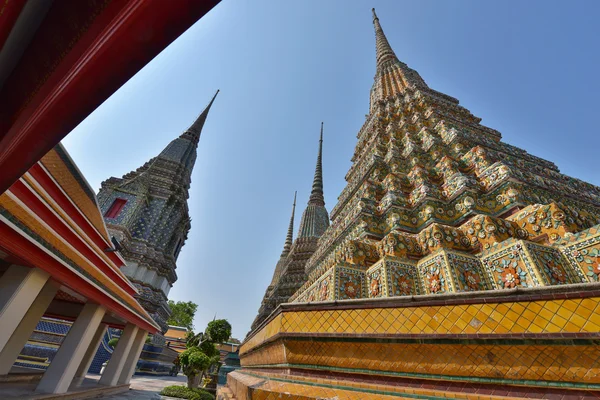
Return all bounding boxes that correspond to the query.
[501,267,520,288]
[428,273,442,293]
[547,261,566,283]
[395,276,412,295]
[592,258,600,276]
[463,270,480,290]
[344,281,359,298]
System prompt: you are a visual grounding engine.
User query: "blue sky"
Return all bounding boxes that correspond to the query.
[63,0,600,339]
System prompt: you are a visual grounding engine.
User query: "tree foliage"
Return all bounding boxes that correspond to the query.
[206,319,232,343]
[179,318,232,389]
[167,300,198,330]
[180,348,211,379]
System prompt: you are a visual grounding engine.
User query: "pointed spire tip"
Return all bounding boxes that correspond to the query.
[281,191,296,256]
[308,122,325,206]
[320,122,324,142]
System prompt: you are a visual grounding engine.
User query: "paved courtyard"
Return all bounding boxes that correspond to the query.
[93,373,188,399]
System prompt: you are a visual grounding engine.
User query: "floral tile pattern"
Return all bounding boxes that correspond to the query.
[561,226,600,283]
[385,258,420,297]
[418,252,450,294]
[446,251,490,292]
[335,266,366,300]
[481,240,538,289]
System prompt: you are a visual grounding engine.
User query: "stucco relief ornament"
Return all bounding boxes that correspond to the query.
[463,196,475,210]
[506,188,519,200]
[319,279,329,301]
[370,278,379,296]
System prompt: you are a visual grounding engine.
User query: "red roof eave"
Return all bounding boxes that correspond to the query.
[0,219,159,334]
[27,163,137,295]
[0,0,221,193]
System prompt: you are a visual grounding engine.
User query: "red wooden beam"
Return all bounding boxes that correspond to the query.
[0,220,159,333]
[0,0,220,194]
[8,179,136,296]
[28,163,130,283]
[0,0,27,50]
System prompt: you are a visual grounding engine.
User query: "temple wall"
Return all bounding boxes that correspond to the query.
[240,284,600,391]
[294,222,600,302]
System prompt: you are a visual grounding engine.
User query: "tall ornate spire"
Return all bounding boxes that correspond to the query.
[154,90,219,177]
[180,89,220,144]
[372,9,398,68]
[308,122,325,206]
[98,90,219,333]
[369,10,427,108]
[267,192,297,288]
[298,123,330,238]
[281,191,297,257]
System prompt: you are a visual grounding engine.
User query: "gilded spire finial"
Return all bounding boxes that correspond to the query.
[308,123,325,206]
[281,191,297,256]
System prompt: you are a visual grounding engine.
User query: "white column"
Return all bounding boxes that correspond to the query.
[0,279,59,374]
[0,265,50,353]
[74,323,108,380]
[36,303,106,394]
[118,329,147,384]
[99,323,138,386]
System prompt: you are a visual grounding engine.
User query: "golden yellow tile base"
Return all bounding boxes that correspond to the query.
[236,284,600,397]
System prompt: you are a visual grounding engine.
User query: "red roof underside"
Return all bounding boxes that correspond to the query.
[0,0,220,194]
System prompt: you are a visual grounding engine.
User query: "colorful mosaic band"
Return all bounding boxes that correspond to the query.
[240,284,600,397]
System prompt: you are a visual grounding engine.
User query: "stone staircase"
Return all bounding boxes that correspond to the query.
[220,370,535,400]
[216,385,235,400]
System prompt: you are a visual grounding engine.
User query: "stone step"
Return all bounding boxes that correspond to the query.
[216,385,235,400]
[225,371,532,400]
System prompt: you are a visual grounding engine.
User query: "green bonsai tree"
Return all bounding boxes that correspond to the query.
[179,347,212,388]
[180,319,232,389]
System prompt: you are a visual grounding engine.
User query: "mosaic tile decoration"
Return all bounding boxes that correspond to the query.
[385,258,420,297]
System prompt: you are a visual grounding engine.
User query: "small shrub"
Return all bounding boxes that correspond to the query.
[160,385,214,400]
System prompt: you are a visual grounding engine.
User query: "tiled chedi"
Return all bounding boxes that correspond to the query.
[237,8,600,400]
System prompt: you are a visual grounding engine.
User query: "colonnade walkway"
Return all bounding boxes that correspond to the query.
[0,264,153,398]
[0,371,186,399]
